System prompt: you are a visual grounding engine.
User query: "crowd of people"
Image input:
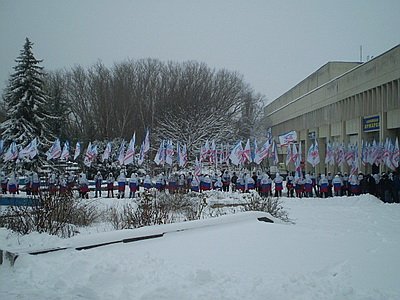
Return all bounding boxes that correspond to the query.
[0,168,399,203]
[283,171,400,203]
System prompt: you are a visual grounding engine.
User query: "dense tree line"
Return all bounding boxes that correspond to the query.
[44,59,264,155]
[1,38,264,171]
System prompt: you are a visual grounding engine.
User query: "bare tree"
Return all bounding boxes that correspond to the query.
[43,59,264,150]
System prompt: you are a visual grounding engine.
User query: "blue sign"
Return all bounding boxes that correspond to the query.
[363,115,380,132]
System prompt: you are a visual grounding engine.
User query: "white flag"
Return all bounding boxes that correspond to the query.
[243,139,252,163]
[84,142,97,167]
[165,140,174,165]
[102,142,112,162]
[4,141,19,162]
[143,130,150,154]
[154,140,165,166]
[46,138,62,160]
[137,142,145,166]
[73,142,81,161]
[254,139,271,165]
[179,143,188,167]
[200,140,210,162]
[278,130,297,146]
[124,133,136,165]
[117,141,126,165]
[229,141,243,166]
[60,141,70,161]
[306,140,320,167]
[285,144,292,167]
[19,138,38,159]
[325,142,335,166]
[392,137,399,169]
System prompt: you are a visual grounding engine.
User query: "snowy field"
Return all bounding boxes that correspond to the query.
[1,193,400,300]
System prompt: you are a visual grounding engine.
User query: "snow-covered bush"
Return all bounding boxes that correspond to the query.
[0,194,100,238]
[242,191,291,222]
[107,191,207,230]
[107,191,172,230]
[108,202,139,230]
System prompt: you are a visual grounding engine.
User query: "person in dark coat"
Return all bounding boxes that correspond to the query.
[231,172,238,192]
[392,172,400,203]
[94,171,103,198]
[359,173,368,194]
[222,170,231,192]
[366,174,376,195]
[252,172,258,192]
[379,173,392,203]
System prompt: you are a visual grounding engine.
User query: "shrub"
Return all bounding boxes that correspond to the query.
[107,191,208,230]
[242,191,291,222]
[0,193,100,238]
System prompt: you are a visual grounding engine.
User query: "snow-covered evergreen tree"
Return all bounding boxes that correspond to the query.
[1,38,54,171]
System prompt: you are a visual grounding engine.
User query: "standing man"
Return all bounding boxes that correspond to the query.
[94,171,103,198]
[222,170,230,192]
[78,172,90,199]
[273,173,283,197]
[106,172,115,198]
[117,170,126,199]
[231,172,238,192]
[332,174,343,196]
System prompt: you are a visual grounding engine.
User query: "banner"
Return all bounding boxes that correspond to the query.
[278,130,297,146]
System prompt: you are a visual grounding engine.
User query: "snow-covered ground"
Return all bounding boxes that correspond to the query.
[1,193,400,300]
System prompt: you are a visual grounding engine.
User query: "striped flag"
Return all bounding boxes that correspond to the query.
[19,138,38,160]
[165,140,174,166]
[392,137,399,168]
[243,139,252,163]
[60,141,70,161]
[179,143,188,168]
[4,141,19,162]
[194,157,202,176]
[229,141,243,166]
[84,142,98,167]
[46,138,62,160]
[124,133,136,165]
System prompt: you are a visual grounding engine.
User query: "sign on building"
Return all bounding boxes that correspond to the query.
[363,115,380,132]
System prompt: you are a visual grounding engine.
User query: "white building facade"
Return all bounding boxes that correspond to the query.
[263,45,400,175]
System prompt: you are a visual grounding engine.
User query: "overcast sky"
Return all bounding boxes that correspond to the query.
[1,0,399,101]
